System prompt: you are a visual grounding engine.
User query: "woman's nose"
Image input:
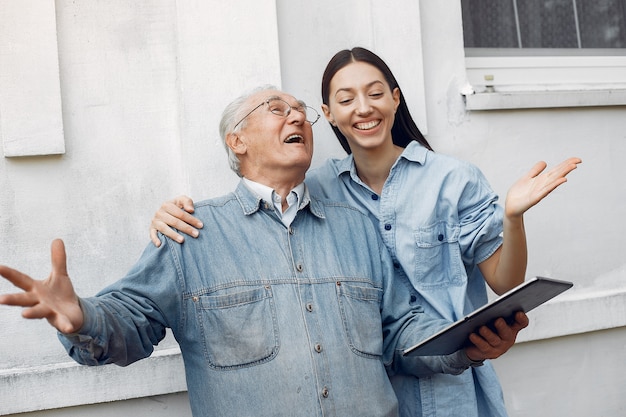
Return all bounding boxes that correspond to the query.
[355,97,372,115]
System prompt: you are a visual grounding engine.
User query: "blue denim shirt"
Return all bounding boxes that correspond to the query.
[59,181,477,417]
[307,141,508,417]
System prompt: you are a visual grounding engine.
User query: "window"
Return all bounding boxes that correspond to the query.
[463,0,626,49]
[460,0,626,108]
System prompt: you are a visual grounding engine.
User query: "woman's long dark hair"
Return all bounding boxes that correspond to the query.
[321,47,433,154]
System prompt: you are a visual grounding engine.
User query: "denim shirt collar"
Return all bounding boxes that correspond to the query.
[233,180,325,219]
[334,141,429,180]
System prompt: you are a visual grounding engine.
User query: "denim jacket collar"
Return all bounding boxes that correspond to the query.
[334,141,428,179]
[233,180,325,220]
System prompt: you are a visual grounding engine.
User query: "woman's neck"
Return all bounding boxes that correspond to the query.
[352,144,404,195]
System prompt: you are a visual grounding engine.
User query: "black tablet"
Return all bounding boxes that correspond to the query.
[402,276,573,357]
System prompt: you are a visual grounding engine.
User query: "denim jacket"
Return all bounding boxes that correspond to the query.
[307,142,508,417]
[59,181,476,417]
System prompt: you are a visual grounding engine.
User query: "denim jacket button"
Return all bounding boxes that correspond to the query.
[296,264,303,272]
[314,343,322,353]
[321,387,329,398]
[306,303,313,312]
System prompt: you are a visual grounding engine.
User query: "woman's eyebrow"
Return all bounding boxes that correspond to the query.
[333,80,385,95]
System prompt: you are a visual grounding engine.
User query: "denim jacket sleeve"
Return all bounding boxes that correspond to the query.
[380,262,478,377]
[58,241,178,367]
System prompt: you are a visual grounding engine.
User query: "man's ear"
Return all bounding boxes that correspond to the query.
[321,104,336,126]
[226,132,247,155]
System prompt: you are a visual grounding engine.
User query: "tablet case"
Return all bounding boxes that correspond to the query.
[402,276,573,356]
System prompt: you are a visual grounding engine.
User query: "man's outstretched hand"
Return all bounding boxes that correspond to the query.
[0,239,84,334]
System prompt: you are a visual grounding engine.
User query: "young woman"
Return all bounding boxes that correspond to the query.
[149,48,581,416]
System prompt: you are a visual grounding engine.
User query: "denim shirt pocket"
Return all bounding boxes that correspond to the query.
[413,221,464,289]
[336,282,383,358]
[195,285,279,370]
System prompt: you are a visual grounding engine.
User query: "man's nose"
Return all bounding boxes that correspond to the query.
[287,107,306,124]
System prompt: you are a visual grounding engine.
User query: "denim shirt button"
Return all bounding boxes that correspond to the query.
[296,264,303,272]
[306,303,314,312]
[371,194,379,200]
[438,233,444,241]
[384,224,392,231]
[314,343,322,353]
[321,387,329,398]
[410,294,417,303]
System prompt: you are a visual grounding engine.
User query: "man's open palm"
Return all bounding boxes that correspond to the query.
[0,239,83,334]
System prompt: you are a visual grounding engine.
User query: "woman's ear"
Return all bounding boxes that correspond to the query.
[392,87,400,113]
[321,104,335,126]
[226,132,247,155]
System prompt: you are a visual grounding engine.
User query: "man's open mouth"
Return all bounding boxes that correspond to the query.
[284,134,304,143]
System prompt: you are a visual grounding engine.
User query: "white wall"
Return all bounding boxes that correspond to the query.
[1,1,624,416]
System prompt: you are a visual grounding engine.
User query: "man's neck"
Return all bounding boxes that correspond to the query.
[244,176,303,203]
[242,170,306,203]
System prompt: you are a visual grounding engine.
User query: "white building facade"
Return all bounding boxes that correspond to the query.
[1,1,624,416]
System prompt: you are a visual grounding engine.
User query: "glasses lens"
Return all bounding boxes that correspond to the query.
[267,99,290,117]
[304,107,320,124]
[267,98,319,124]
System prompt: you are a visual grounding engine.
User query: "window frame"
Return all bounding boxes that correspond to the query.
[461,2,626,110]
[464,53,626,109]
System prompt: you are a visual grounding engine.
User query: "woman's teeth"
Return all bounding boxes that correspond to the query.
[355,120,380,130]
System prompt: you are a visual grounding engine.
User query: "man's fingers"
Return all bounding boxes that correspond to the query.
[0,265,34,291]
[0,291,38,307]
[21,303,51,320]
[50,239,68,279]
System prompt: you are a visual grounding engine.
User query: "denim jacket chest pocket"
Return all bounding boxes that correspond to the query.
[413,221,464,289]
[336,282,383,358]
[192,285,279,370]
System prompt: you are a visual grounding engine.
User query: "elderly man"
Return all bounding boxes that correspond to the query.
[0,86,527,417]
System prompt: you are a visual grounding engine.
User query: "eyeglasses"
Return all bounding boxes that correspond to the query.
[233,97,321,130]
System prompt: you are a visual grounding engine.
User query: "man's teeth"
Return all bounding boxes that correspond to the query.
[355,120,380,130]
[285,135,303,143]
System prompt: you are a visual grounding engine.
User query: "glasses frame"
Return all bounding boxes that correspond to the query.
[233,97,320,131]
